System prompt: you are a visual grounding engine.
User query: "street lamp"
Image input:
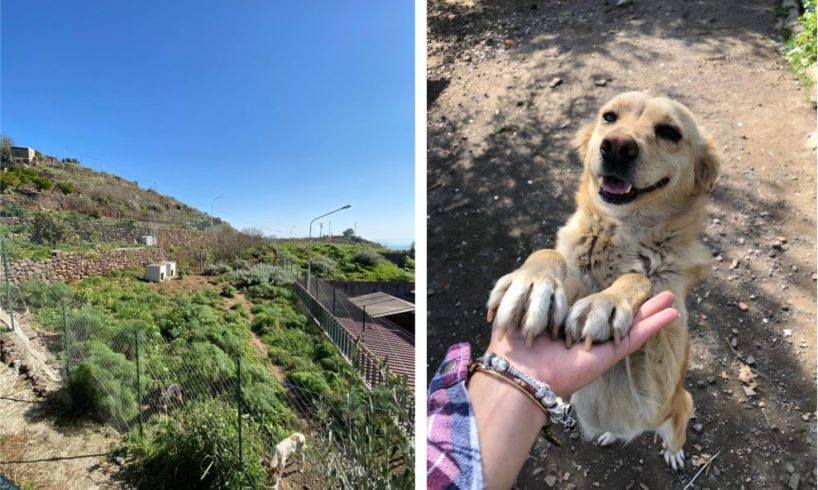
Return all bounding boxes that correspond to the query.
[211,195,223,218]
[308,204,351,291]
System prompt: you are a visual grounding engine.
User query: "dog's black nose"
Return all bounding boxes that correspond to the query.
[600,134,638,166]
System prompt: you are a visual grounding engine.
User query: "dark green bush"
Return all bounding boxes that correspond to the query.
[122,399,267,489]
[0,203,26,217]
[56,181,76,194]
[220,284,236,298]
[287,370,331,399]
[30,212,71,246]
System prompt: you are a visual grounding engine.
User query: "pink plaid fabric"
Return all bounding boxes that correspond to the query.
[427,343,483,489]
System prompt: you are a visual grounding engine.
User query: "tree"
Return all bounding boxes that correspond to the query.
[342,228,355,238]
[30,212,71,246]
[242,227,264,237]
[0,134,14,160]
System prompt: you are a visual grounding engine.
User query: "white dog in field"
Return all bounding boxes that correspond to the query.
[266,432,306,489]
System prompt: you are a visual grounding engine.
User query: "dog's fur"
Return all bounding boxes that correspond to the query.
[265,432,306,489]
[487,92,720,469]
[159,383,183,414]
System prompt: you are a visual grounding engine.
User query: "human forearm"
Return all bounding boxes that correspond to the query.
[467,370,547,490]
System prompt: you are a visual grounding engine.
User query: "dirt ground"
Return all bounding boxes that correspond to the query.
[427,1,817,488]
[0,362,123,489]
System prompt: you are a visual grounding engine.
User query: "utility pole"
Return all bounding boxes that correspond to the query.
[319,223,323,240]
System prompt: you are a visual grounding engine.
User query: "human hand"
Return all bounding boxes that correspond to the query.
[483,290,679,398]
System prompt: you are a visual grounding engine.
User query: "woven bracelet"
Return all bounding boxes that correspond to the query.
[471,352,576,430]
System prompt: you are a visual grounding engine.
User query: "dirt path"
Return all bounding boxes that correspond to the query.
[427,1,816,488]
[0,362,122,489]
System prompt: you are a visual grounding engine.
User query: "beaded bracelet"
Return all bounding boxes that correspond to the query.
[470,352,577,430]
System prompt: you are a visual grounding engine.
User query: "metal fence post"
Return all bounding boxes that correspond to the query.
[236,356,243,476]
[332,287,336,316]
[61,302,70,375]
[1,240,15,332]
[362,305,367,342]
[135,330,143,438]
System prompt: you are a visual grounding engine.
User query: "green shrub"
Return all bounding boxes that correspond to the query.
[31,175,54,191]
[0,203,26,217]
[68,341,139,424]
[309,254,336,277]
[287,370,331,398]
[56,181,76,194]
[204,262,232,276]
[221,284,236,298]
[786,0,817,86]
[30,212,71,246]
[354,249,383,267]
[122,399,267,489]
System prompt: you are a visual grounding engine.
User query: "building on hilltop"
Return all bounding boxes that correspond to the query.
[10,147,36,166]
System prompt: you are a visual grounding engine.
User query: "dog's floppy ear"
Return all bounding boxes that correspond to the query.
[695,135,721,194]
[289,434,298,442]
[574,122,595,163]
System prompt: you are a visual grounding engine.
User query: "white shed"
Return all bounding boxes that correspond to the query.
[160,261,176,279]
[141,235,157,246]
[145,263,167,282]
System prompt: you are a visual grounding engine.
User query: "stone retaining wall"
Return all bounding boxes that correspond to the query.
[6,247,166,284]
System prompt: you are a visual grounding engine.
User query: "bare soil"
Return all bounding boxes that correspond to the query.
[427,1,817,488]
[0,362,123,489]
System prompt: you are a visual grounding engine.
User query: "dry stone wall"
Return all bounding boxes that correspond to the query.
[4,227,221,284]
[7,247,165,284]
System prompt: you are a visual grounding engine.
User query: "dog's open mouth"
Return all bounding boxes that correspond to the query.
[598,175,670,205]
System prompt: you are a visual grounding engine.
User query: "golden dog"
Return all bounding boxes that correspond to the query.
[487,92,720,469]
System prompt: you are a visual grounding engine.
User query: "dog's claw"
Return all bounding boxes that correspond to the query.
[584,334,593,351]
[551,322,559,341]
[565,335,573,349]
[487,308,496,323]
[597,432,616,446]
[613,329,620,346]
[662,448,685,471]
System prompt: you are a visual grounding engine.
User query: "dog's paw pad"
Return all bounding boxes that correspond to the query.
[597,432,617,447]
[662,448,685,471]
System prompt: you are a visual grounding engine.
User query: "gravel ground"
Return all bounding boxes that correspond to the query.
[427,1,817,488]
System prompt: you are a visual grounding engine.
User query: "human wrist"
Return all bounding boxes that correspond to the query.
[485,337,570,398]
[467,369,549,427]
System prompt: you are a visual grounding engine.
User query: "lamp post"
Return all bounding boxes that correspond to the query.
[308,204,351,291]
[210,195,223,220]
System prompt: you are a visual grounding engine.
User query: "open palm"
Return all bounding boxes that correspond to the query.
[484,291,679,398]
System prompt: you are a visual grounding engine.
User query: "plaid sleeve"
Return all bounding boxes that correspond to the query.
[427,343,483,490]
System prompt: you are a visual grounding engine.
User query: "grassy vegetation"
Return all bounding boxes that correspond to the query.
[271,240,414,281]
[0,211,144,261]
[783,0,817,88]
[16,258,413,487]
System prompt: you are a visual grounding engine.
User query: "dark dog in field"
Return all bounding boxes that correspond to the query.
[141,383,185,415]
[159,383,183,413]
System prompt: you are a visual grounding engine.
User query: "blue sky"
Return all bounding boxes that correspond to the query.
[1,1,414,247]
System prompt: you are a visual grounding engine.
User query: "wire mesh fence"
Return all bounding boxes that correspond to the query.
[0,238,414,488]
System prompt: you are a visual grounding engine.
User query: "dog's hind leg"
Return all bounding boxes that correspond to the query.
[655,387,693,471]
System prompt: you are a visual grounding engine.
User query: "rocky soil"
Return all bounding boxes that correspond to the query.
[427,1,816,488]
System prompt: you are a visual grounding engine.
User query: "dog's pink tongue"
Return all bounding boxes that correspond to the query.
[600,176,632,195]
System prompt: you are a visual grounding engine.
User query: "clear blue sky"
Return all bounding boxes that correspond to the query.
[1,1,414,247]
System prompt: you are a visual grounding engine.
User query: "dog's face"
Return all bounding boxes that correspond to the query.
[576,92,720,213]
[290,433,306,449]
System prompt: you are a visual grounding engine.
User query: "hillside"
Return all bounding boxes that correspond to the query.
[1,157,221,229]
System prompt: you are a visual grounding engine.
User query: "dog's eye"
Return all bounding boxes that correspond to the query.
[602,112,618,123]
[655,124,682,142]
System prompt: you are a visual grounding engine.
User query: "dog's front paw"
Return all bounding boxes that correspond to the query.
[565,291,633,350]
[487,261,569,344]
[662,446,685,471]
